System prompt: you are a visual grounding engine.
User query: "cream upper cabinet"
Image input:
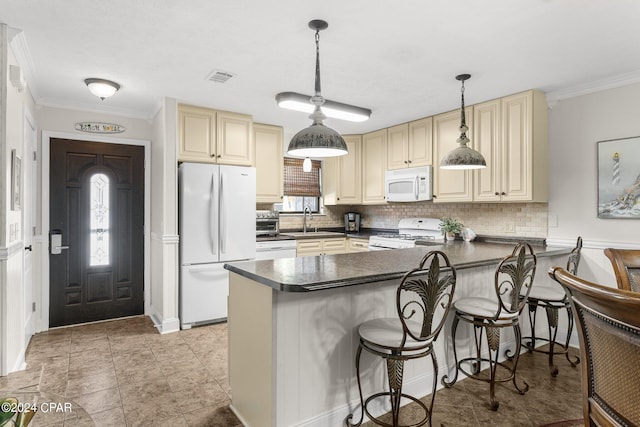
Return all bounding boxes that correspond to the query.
[178,104,254,166]
[432,109,474,203]
[254,124,283,203]
[473,99,502,202]
[362,129,387,205]
[387,124,409,169]
[387,118,432,170]
[473,90,548,202]
[323,135,362,205]
[408,117,433,167]
[216,111,254,166]
[178,105,216,161]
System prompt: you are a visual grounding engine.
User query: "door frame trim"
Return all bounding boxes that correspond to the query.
[41,131,151,332]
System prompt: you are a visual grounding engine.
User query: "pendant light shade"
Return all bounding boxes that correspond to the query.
[440,74,486,170]
[286,20,348,158]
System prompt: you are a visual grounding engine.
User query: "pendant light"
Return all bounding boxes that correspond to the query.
[286,20,348,158]
[440,74,486,170]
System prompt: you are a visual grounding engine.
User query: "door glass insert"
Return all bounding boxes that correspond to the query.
[90,173,110,266]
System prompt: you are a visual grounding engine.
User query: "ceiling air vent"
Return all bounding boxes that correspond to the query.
[206,69,235,83]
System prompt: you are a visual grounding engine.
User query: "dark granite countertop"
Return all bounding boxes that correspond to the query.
[225,241,571,293]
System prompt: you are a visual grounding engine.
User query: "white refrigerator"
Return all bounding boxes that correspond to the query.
[178,162,256,329]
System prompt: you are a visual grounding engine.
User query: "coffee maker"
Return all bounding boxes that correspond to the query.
[344,212,361,233]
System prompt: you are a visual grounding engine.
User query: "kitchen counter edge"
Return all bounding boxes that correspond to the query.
[225,241,570,293]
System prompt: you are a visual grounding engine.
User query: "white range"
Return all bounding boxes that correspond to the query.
[368,218,444,250]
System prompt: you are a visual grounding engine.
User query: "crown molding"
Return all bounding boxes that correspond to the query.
[8,28,38,99]
[546,69,640,108]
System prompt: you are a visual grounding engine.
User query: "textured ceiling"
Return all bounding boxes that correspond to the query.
[3,0,640,140]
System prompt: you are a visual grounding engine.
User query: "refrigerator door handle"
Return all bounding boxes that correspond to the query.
[210,173,218,256]
[220,172,226,254]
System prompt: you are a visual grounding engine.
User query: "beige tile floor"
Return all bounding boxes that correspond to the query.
[0,316,582,426]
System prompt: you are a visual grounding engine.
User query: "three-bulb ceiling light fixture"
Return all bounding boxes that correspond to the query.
[440,74,487,170]
[84,78,120,100]
[286,20,351,166]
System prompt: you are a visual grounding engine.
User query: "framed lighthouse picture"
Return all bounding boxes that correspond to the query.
[597,136,640,219]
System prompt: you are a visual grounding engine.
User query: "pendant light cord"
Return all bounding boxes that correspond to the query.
[459,79,468,139]
[314,30,321,96]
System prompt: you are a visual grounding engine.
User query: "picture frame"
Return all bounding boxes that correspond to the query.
[597,136,640,218]
[11,149,21,211]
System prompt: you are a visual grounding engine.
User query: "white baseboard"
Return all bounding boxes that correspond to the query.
[148,309,180,334]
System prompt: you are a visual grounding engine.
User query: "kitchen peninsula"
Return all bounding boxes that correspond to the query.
[224,241,572,427]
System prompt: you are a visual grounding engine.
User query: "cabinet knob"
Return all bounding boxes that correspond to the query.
[404,160,408,164]
[433,195,437,199]
[217,154,221,158]
[407,160,412,164]
[210,154,215,158]
[501,192,506,196]
[495,192,500,196]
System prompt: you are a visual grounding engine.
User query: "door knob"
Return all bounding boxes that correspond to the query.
[24,245,32,252]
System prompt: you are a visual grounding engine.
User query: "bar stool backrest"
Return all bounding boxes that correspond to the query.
[549,266,640,426]
[566,236,583,276]
[396,251,456,345]
[603,247,640,292]
[495,243,537,318]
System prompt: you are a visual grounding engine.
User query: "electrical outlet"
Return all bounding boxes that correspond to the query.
[505,223,515,233]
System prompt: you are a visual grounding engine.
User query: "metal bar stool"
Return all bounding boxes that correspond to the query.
[441,243,536,410]
[521,236,582,376]
[345,250,457,427]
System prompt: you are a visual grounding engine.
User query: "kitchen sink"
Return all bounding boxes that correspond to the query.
[283,231,346,238]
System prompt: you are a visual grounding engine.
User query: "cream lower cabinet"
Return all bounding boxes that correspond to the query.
[254,124,283,203]
[178,104,254,166]
[323,135,362,205]
[296,238,347,257]
[347,238,369,253]
[432,109,474,202]
[362,129,387,204]
[473,90,548,202]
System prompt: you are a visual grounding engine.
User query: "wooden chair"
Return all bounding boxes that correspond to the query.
[549,266,640,426]
[522,236,582,376]
[441,243,536,410]
[345,251,456,427]
[603,248,640,292]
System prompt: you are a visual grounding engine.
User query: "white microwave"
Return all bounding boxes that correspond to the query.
[385,166,432,202]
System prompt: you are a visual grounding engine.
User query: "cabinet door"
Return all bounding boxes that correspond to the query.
[255,124,283,203]
[501,91,532,201]
[178,105,216,162]
[296,239,323,257]
[408,117,432,167]
[387,124,409,170]
[323,238,347,255]
[337,135,362,205]
[217,111,254,166]
[348,238,369,253]
[473,99,501,202]
[362,129,387,204]
[432,109,473,203]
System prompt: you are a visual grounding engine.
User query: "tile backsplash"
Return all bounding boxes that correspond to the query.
[260,202,549,238]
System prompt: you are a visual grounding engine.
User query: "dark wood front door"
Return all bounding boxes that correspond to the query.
[49,138,144,327]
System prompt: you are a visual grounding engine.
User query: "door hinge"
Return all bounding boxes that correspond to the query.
[33,226,36,236]
[33,151,37,161]
[32,302,36,312]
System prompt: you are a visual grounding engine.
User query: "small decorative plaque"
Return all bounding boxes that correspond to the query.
[75,122,126,134]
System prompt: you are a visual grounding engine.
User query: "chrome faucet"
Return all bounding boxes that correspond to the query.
[303,207,313,233]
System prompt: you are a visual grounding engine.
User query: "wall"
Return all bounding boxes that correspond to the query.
[276,201,548,238]
[0,25,37,375]
[547,82,640,284]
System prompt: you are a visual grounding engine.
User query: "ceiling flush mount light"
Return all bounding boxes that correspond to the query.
[286,20,348,158]
[84,78,120,100]
[440,74,487,170]
[276,92,371,122]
